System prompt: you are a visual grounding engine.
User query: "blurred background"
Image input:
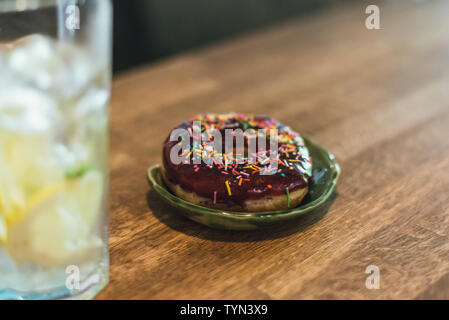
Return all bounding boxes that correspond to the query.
[112,0,351,73]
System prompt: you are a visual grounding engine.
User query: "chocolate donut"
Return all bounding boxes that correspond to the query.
[162,113,312,212]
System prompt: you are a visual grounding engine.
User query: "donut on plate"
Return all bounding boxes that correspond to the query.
[162,113,312,212]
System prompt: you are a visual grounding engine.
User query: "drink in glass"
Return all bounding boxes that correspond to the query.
[0,0,112,299]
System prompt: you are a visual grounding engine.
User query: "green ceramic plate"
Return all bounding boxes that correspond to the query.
[147,135,340,230]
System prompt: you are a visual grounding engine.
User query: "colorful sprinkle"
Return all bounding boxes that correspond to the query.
[225,180,232,196]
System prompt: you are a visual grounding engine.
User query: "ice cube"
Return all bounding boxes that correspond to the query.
[55,43,97,99]
[0,87,58,134]
[4,34,97,99]
[53,142,89,169]
[7,34,57,90]
[76,86,110,117]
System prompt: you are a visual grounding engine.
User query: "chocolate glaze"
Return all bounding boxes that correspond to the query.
[162,113,312,208]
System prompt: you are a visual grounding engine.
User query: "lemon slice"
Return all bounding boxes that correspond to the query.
[5,182,65,226]
[6,170,104,267]
[0,156,26,242]
[0,182,26,225]
[0,215,7,244]
[4,134,64,195]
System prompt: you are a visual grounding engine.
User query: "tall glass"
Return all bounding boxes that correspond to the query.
[0,0,112,299]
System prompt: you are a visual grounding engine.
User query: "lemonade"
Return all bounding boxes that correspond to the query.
[0,34,109,299]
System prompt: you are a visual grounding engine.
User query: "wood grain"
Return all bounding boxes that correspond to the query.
[96,0,449,299]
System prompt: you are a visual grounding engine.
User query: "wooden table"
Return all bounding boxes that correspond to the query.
[97,0,449,299]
